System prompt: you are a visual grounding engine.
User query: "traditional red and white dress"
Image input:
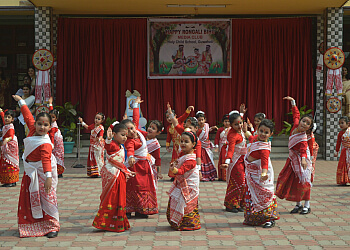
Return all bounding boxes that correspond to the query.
[49,121,65,175]
[86,124,105,177]
[166,110,190,163]
[243,138,279,226]
[17,102,59,237]
[215,127,230,181]
[174,123,202,162]
[276,106,312,202]
[92,140,131,232]
[335,128,350,185]
[124,104,158,215]
[147,138,161,189]
[197,123,217,181]
[0,112,19,184]
[307,132,319,182]
[224,129,247,210]
[167,153,201,231]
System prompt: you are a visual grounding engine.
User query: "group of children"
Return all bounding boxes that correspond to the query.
[1,93,350,237]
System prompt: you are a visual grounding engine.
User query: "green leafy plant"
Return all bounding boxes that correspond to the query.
[278,105,313,136]
[103,117,117,136]
[55,102,80,142]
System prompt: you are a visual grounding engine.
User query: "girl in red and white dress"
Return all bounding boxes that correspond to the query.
[214,114,230,181]
[243,119,279,228]
[122,97,158,218]
[13,94,59,238]
[307,124,319,183]
[167,130,201,231]
[0,109,19,187]
[48,99,65,178]
[247,113,266,136]
[79,114,105,177]
[196,111,217,181]
[276,96,313,214]
[93,123,135,232]
[220,112,247,213]
[334,116,350,185]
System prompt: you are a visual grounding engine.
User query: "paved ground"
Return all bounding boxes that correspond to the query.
[0,155,350,250]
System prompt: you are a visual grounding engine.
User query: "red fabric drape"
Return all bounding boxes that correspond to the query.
[56,18,314,131]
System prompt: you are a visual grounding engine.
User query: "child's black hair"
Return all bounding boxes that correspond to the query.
[185,117,199,128]
[36,112,52,124]
[96,112,105,121]
[149,120,163,132]
[4,110,15,119]
[195,111,206,119]
[113,123,127,134]
[254,113,266,121]
[182,131,198,148]
[22,83,31,90]
[49,109,59,119]
[120,118,134,126]
[222,114,229,122]
[258,119,274,132]
[229,113,242,124]
[339,116,349,123]
[165,109,176,117]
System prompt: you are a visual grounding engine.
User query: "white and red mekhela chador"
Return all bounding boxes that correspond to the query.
[243,138,279,226]
[307,132,319,183]
[0,112,19,184]
[124,104,158,215]
[166,110,190,163]
[167,153,201,231]
[197,123,217,181]
[86,124,105,177]
[224,129,247,210]
[92,140,131,232]
[214,127,230,181]
[276,107,312,201]
[146,138,161,189]
[335,128,350,185]
[17,103,59,237]
[49,121,65,175]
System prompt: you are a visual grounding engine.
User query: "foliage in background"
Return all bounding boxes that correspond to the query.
[55,101,81,142]
[278,105,313,136]
[103,117,117,137]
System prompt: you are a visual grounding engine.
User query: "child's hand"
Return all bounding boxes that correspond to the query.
[107,127,113,140]
[78,117,83,123]
[220,164,228,169]
[167,102,172,114]
[260,174,268,182]
[44,177,52,194]
[123,113,128,120]
[209,126,218,132]
[243,122,248,133]
[283,96,294,102]
[247,118,253,128]
[12,95,22,102]
[128,157,136,167]
[157,172,163,180]
[334,152,338,157]
[49,96,53,105]
[301,158,307,170]
[187,106,194,112]
[166,146,172,152]
[135,96,144,104]
[240,103,247,114]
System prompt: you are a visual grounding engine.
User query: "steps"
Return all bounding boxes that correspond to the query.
[65,133,309,160]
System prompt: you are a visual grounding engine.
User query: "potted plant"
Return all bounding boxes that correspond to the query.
[55,101,80,154]
[278,105,313,136]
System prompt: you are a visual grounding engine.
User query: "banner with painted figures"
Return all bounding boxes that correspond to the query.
[148,18,231,79]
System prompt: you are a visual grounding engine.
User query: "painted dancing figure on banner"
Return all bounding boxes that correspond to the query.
[13,95,59,238]
[220,112,246,213]
[334,116,350,185]
[167,130,201,231]
[122,96,158,218]
[196,45,212,75]
[92,123,136,232]
[276,96,314,215]
[243,119,279,228]
[48,98,65,178]
[196,111,217,181]
[79,114,105,177]
[0,109,19,187]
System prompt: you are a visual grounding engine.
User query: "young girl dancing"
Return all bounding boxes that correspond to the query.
[214,114,230,181]
[247,113,266,136]
[167,130,201,231]
[276,96,313,214]
[79,114,105,177]
[243,119,279,228]
[48,98,65,178]
[122,97,158,218]
[13,95,59,238]
[0,108,19,187]
[196,111,217,181]
[220,112,247,213]
[334,116,350,185]
[92,123,135,232]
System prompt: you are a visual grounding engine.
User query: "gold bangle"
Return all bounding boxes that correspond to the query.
[261,172,267,177]
[245,131,252,138]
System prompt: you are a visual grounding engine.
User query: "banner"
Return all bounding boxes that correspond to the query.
[148,18,231,79]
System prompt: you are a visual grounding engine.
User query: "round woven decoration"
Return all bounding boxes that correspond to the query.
[32,49,54,71]
[326,97,341,113]
[185,56,198,68]
[323,47,345,70]
[35,105,49,116]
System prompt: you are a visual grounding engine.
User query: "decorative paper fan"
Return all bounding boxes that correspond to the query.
[32,49,54,71]
[323,47,345,70]
[35,105,49,116]
[326,97,341,113]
